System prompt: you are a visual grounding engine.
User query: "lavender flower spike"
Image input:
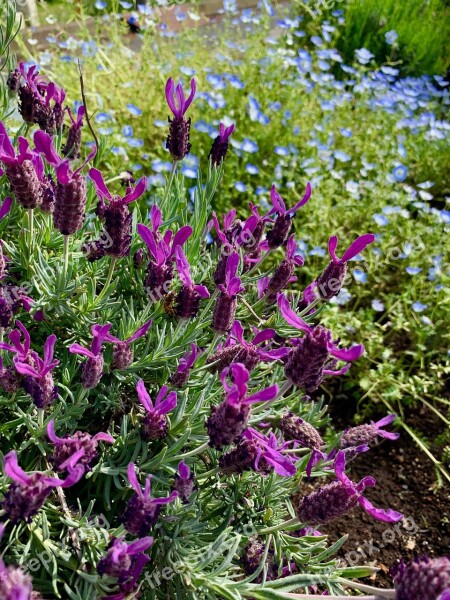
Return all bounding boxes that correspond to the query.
[106,320,152,370]
[206,363,278,449]
[316,233,375,299]
[121,462,178,536]
[209,122,235,167]
[1,451,84,523]
[172,460,196,503]
[165,77,196,161]
[393,556,450,600]
[62,105,85,159]
[340,414,400,449]
[137,379,177,440]
[207,320,289,373]
[97,535,153,587]
[219,427,296,477]
[264,235,304,302]
[34,130,96,235]
[47,419,114,472]
[69,324,112,389]
[15,334,59,409]
[298,451,403,526]
[89,168,147,258]
[278,293,364,391]
[0,524,35,599]
[266,183,311,249]
[138,222,192,302]
[212,253,244,334]
[170,343,199,388]
[0,122,43,209]
[174,246,210,318]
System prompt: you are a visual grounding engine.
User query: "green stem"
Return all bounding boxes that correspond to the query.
[247,248,272,276]
[258,516,300,534]
[171,441,210,462]
[297,296,321,317]
[62,235,70,283]
[205,332,221,360]
[162,160,178,207]
[97,257,117,301]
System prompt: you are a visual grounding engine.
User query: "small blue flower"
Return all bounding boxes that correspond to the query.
[353,269,367,283]
[355,48,374,65]
[95,0,107,9]
[393,164,408,182]
[127,104,142,117]
[246,164,259,175]
[385,30,398,45]
[412,302,428,313]
[181,165,198,179]
[122,125,133,137]
[372,299,385,312]
[274,146,289,156]
[234,181,247,192]
[126,138,144,148]
[373,213,389,226]
[309,246,326,257]
[406,267,422,275]
[340,128,353,138]
[334,150,351,162]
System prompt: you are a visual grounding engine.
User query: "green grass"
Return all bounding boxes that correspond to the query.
[337,0,449,76]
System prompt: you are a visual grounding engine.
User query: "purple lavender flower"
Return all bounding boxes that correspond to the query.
[0,122,43,209]
[89,168,147,258]
[31,151,55,213]
[6,68,21,93]
[136,379,177,440]
[138,222,192,302]
[34,130,96,235]
[209,122,235,167]
[16,63,48,125]
[172,460,196,502]
[105,320,152,370]
[212,253,244,334]
[0,524,35,599]
[47,419,114,472]
[392,556,450,600]
[170,343,199,388]
[97,535,153,588]
[264,235,304,302]
[278,413,324,450]
[239,203,268,254]
[297,281,318,313]
[316,233,375,300]
[206,363,278,449]
[340,414,400,449]
[174,246,210,318]
[219,427,296,477]
[1,451,83,523]
[165,77,196,161]
[14,334,59,409]
[207,321,288,373]
[211,209,243,248]
[62,105,85,159]
[266,183,311,249]
[34,81,66,135]
[0,320,32,363]
[298,451,403,526]
[69,324,112,389]
[278,294,364,391]
[121,462,178,536]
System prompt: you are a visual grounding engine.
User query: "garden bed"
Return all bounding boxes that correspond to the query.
[322,400,450,588]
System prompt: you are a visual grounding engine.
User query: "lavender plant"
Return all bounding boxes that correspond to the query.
[0,10,448,600]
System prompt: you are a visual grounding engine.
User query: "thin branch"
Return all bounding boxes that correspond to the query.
[77,59,99,152]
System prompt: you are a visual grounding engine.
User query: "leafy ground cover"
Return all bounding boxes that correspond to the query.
[0,0,448,598]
